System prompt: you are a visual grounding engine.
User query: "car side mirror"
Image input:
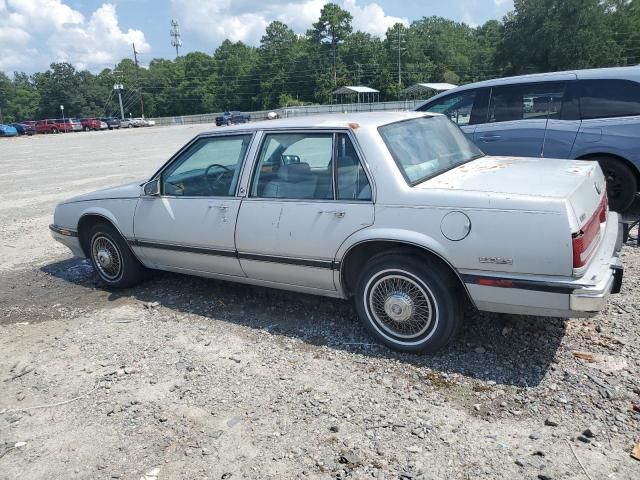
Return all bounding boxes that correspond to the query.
[143,179,160,196]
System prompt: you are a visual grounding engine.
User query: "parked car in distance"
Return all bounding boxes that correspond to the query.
[417,66,640,211]
[0,124,18,137]
[35,119,73,134]
[101,117,121,130]
[120,119,132,128]
[50,112,623,353]
[68,118,83,132]
[130,117,148,127]
[81,118,107,131]
[10,123,35,136]
[216,111,251,126]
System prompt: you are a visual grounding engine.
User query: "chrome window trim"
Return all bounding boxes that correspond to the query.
[147,131,257,199]
[245,127,376,203]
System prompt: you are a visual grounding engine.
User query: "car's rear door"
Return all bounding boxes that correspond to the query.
[474,80,572,157]
[133,133,253,276]
[235,130,374,292]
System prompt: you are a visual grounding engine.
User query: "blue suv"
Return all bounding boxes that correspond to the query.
[417,67,640,211]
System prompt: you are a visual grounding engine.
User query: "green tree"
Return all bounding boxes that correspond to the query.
[212,40,258,110]
[257,21,298,108]
[310,3,353,86]
[500,0,622,73]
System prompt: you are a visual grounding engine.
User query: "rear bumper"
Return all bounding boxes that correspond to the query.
[569,217,623,313]
[463,213,623,318]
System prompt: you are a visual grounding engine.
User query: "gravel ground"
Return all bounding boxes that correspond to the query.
[0,127,639,480]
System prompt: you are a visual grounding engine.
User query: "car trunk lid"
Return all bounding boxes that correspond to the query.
[420,155,608,268]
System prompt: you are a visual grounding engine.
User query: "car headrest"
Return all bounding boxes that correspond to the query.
[277,162,311,182]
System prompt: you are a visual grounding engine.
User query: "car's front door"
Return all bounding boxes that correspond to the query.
[235,130,374,291]
[473,81,568,157]
[134,133,253,276]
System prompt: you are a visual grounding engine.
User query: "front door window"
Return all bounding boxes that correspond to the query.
[162,134,252,197]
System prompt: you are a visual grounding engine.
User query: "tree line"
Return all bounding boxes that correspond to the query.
[0,0,639,123]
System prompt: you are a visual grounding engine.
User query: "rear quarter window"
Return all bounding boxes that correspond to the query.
[579,79,640,119]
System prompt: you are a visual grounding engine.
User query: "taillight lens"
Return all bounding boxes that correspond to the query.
[572,195,607,268]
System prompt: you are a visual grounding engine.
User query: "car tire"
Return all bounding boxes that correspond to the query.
[226,120,232,126]
[51,127,58,134]
[354,253,463,353]
[87,222,146,288]
[596,157,637,212]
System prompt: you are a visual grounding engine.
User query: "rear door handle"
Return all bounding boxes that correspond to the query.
[478,135,501,142]
[319,210,346,218]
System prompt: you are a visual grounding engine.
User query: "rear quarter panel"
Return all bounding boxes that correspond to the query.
[366,203,574,276]
[571,116,640,173]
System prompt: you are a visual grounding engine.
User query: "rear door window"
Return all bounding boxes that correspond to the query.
[579,79,640,119]
[488,82,566,123]
[418,90,477,126]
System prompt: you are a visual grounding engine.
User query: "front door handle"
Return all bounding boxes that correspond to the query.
[478,135,501,143]
[209,203,229,211]
[319,210,346,218]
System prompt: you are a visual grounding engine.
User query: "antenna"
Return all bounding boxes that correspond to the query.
[170,20,182,58]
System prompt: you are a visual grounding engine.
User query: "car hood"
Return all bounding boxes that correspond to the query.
[63,181,143,204]
[419,156,605,230]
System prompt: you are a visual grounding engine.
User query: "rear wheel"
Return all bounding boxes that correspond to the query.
[51,127,59,134]
[87,223,146,288]
[354,253,463,353]
[596,157,637,212]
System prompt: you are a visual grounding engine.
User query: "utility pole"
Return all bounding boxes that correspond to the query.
[113,80,125,120]
[397,26,405,89]
[354,62,362,85]
[132,43,145,117]
[170,20,182,59]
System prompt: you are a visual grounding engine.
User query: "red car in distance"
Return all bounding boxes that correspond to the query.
[35,119,73,134]
[81,118,107,131]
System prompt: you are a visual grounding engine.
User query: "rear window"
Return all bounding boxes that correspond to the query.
[379,116,484,186]
[579,79,640,119]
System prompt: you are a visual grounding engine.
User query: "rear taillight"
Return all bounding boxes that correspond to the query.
[572,195,607,268]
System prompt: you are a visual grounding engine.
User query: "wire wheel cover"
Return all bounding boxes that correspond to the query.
[368,273,434,339]
[92,235,122,280]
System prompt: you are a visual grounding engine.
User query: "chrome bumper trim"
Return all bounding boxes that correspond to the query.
[49,224,78,237]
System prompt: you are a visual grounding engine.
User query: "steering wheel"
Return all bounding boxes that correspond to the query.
[204,164,231,194]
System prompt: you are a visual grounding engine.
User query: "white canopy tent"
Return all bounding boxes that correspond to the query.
[332,86,380,104]
[401,83,458,99]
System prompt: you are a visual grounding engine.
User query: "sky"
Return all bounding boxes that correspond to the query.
[0,0,514,74]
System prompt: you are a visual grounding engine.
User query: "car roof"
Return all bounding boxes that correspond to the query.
[203,111,430,134]
[421,66,640,106]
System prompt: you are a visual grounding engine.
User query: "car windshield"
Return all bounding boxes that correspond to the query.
[378,116,484,186]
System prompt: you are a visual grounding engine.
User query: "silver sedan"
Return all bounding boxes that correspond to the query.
[50,112,623,353]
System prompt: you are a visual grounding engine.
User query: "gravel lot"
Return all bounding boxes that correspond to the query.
[1,127,639,480]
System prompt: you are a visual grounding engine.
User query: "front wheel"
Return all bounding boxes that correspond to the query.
[88,223,146,288]
[354,253,463,353]
[596,157,637,212]
[51,127,59,134]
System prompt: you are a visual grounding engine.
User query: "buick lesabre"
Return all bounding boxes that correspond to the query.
[50,112,624,352]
